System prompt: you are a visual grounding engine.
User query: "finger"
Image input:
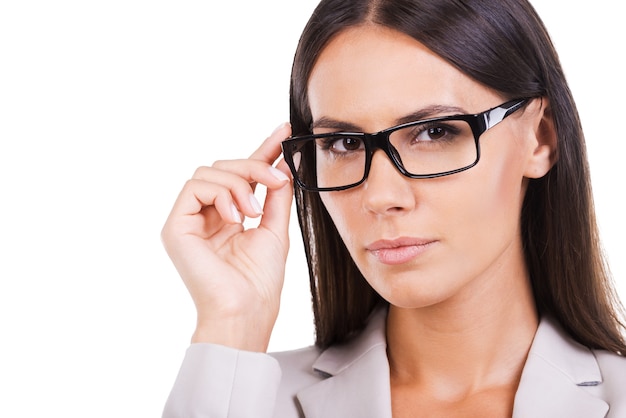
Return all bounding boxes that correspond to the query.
[249,122,292,163]
[204,159,289,190]
[173,161,291,220]
[258,159,293,240]
[192,164,289,216]
[168,179,244,224]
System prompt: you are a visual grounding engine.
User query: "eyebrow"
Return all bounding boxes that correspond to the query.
[311,104,469,132]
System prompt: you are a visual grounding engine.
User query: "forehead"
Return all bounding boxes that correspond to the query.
[307,25,500,130]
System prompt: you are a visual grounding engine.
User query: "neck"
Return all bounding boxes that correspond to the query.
[386,252,538,399]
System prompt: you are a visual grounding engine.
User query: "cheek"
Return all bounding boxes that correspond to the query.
[319,193,362,253]
[450,139,528,245]
[484,138,528,209]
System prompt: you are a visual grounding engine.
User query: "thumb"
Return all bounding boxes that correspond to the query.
[259,160,293,244]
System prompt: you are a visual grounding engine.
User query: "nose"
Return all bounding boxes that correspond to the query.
[361,149,416,215]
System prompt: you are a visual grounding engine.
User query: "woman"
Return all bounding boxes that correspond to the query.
[161,0,626,416]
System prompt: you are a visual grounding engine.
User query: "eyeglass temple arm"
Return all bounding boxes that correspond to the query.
[482,99,528,130]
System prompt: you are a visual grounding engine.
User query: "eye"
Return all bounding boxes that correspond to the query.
[392,121,466,149]
[403,122,464,144]
[416,125,448,141]
[318,136,365,153]
[332,137,363,152]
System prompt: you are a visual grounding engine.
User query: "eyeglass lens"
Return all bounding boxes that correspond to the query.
[290,119,477,190]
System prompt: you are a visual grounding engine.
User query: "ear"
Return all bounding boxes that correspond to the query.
[524,97,558,179]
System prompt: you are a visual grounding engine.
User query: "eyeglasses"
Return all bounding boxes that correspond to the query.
[281,98,529,192]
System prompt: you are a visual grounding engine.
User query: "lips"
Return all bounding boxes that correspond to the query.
[366,237,436,265]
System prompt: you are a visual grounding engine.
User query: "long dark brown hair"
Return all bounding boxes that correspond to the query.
[289,0,626,352]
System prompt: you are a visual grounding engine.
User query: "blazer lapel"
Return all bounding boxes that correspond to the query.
[297,308,392,418]
[297,312,609,418]
[512,317,608,418]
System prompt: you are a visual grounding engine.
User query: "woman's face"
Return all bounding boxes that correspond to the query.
[308,25,552,309]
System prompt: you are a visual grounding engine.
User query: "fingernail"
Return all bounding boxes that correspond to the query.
[249,194,263,215]
[268,166,290,182]
[230,203,242,223]
[272,122,289,135]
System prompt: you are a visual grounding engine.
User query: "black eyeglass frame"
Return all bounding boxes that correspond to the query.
[281,98,530,192]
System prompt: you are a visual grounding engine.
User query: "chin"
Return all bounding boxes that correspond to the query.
[369,275,457,310]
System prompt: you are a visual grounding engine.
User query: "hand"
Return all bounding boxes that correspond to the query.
[161,123,293,351]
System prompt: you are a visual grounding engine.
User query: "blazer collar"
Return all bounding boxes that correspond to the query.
[297,308,392,418]
[297,310,609,418]
[512,316,608,417]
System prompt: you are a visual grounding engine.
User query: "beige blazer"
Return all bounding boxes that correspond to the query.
[162,309,626,417]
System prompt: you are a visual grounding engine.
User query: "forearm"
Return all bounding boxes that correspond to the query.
[163,344,282,418]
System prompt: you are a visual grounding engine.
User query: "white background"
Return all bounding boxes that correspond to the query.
[0,1,623,416]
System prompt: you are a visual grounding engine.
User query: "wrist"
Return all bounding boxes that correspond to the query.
[191,312,276,352]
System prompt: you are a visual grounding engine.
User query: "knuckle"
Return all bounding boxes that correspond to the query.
[182,178,200,191]
[160,222,179,250]
[192,166,211,179]
[160,224,172,245]
[211,159,231,169]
